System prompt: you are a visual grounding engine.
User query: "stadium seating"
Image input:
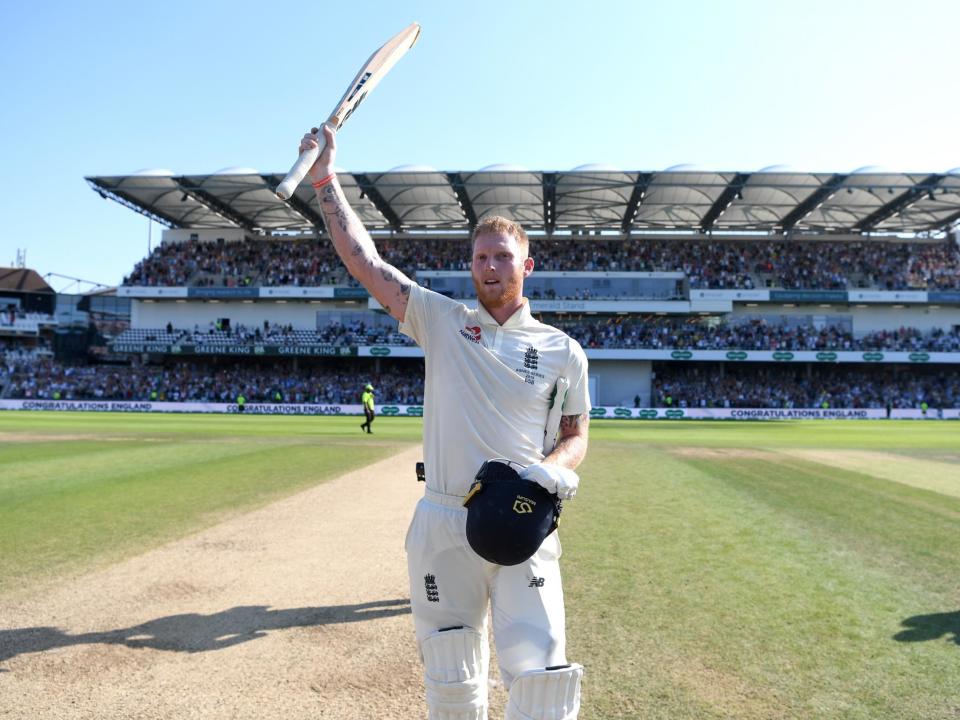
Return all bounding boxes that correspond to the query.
[107,319,959,353]
[651,364,960,409]
[122,237,960,292]
[6,359,425,405]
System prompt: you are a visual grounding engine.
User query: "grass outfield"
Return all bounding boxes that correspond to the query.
[1,413,958,718]
[0,412,422,591]
[566,420,960,720]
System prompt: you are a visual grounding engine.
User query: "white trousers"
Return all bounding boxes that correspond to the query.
[405,493,569,686]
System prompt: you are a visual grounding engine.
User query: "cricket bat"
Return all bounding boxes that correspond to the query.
[543,377,570,455]
[275,22,421,199]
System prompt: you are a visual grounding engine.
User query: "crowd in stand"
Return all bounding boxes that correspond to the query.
[112,319,415,347]
[117,318,960,353]
[191,319,413,347]
[553,316,854,351]
[1,337,51,363]
[7,355,957,409]
[548,316,960,352]
[125,238,348,288]
[652,365,960,409]
[122,237,960,291]
[6,359,424,405]
[0,339,48,394]
[2,304,55,326]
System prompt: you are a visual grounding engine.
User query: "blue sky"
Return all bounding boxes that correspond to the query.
[1,0,958,289]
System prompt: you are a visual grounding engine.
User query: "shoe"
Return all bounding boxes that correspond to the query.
[360,424,366,432]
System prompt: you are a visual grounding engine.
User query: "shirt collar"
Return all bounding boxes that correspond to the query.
[476,298,532,328]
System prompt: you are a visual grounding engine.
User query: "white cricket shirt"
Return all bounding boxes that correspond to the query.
[399,283,590,497]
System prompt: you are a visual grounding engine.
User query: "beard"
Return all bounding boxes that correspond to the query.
[472,272,523,311]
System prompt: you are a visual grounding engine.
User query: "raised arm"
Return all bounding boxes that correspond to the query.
[300,126,411,323]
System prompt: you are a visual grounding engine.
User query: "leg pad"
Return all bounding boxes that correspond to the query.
[505,663,583,720]
[421,626,488,720]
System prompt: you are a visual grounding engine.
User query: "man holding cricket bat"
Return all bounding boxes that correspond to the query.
[299,126,590,720]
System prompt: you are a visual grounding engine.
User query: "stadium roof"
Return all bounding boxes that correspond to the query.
[0,268,54,293]
[86,168,960,237]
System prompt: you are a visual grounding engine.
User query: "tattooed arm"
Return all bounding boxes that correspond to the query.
[542,413,589,470]
[519,412,589,498]
[299,126,411,323]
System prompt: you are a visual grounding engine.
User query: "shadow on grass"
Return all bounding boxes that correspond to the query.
[0,597,410,670]
[893,610,960,645]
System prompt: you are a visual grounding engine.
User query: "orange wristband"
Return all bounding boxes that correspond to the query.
[311,173,336,188]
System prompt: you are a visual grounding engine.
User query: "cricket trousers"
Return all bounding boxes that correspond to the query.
[405,488,569,687]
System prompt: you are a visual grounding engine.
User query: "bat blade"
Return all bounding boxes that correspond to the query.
[276,22,421,199]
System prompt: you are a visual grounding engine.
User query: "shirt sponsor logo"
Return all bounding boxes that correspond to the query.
[459,325,482,344]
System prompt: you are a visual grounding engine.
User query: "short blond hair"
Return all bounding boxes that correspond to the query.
[472,216,529,257]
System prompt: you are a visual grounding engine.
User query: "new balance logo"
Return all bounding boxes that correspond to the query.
[529,577,545,588]
[425,574,440,602]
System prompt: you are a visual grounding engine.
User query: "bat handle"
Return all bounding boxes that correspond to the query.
[276,131,329,199]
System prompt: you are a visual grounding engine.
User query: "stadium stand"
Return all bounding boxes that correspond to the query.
[651,364,960,410]
[6,169,958,415]
[121,237,960,292]
[105,319,960,353]
[7,358,424,405]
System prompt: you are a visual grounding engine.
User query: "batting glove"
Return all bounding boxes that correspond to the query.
[520,463,580,500]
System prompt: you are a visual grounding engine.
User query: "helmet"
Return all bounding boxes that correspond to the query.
[462,460,561,566]
[365,384,374,391]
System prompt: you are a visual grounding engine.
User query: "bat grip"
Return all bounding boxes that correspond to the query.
[276,132,329,199]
